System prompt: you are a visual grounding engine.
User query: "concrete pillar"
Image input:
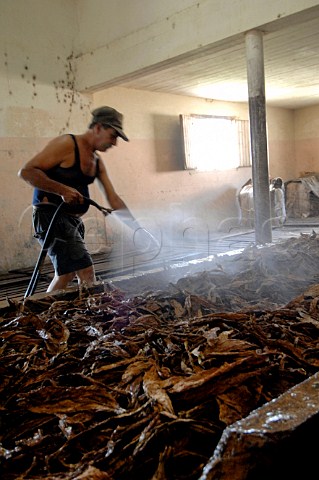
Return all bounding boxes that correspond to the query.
[245,29,272,244]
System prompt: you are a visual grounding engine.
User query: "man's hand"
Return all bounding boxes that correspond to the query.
[61,186,84,204]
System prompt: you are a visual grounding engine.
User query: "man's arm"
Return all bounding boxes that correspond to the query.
[96,158,138,228]
[97,158,161,251]
[18,136,83,204]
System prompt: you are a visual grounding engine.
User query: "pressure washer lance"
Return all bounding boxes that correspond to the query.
[24,197,113,299]
[84,197,113,216]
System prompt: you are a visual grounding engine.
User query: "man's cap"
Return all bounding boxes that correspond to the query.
[91,106,129,141]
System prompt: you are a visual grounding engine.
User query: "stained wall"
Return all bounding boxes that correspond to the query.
[294,106,319,176]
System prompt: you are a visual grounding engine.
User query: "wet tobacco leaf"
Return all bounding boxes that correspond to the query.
[1,236,319,479]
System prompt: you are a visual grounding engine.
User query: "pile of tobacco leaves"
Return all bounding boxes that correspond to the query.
[1,235,319,480]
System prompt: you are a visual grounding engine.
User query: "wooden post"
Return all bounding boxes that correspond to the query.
[245,29,272,244]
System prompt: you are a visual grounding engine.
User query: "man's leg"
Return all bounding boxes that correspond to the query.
[47,271,75,292]
[76,264,96,285]
[47,265,96,292]
[46,215,95,292]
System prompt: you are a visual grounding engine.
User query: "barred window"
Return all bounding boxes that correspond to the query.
[180,114,251,171]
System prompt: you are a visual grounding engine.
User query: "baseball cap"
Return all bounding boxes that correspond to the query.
[91,106,129,141]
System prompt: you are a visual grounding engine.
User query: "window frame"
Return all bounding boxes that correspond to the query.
[180,113,251,171]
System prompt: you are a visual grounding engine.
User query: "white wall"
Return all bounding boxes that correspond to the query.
[74,0,197,53]
[267,108,296,180]
[294,106,319,175]
[0,0,93,272]
[0,0,96,136]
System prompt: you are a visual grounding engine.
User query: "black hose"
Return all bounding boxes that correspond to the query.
[24,197,112,299]
[24,202,65,299]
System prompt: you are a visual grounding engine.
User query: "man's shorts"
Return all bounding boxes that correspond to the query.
[32,205,93,276]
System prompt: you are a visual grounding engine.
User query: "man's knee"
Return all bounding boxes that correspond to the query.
[76,265,95,283]
[47,271,75,292]
[65,272,76,282]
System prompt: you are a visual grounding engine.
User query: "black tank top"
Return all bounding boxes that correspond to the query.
[32,134,99,215]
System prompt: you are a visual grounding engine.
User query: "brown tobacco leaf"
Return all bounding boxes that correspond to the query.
[76,466,112,479]
[143,366,175,415]
[166,354,267,401]
[121,358,154,384]
[38,318,70,355]
[216,382,264,424]
[204,331,256,352]
[170,298,185,318]
[16,385,124,414]
[1,237,319,479]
